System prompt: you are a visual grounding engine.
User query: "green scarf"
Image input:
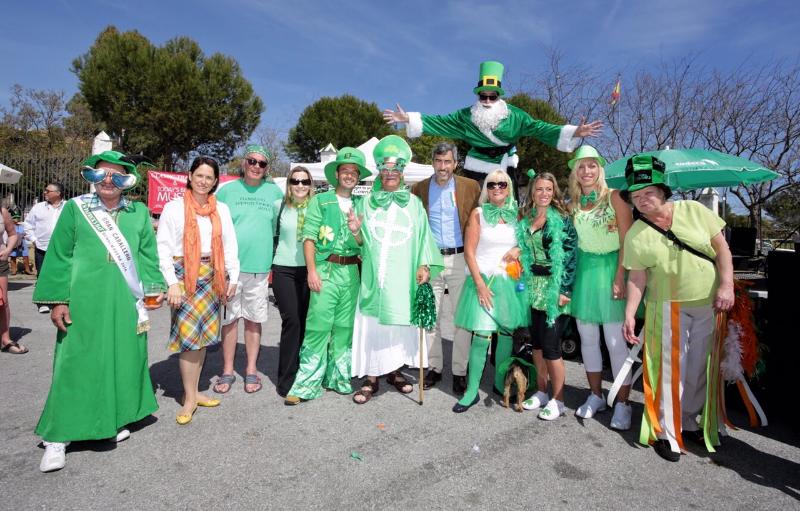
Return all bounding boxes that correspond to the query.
[370,189,411,210]
[482,198,518,225]
[517,206,567,326]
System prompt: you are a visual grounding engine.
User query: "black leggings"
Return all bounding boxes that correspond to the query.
[529,308,569,360]
[271,265,310,396]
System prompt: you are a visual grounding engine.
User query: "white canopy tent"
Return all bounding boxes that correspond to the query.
[0,162,23,184]
[290,137,435,184]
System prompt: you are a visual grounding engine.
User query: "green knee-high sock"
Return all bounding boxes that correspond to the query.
[494,333,513,393]
[458,332,491,406]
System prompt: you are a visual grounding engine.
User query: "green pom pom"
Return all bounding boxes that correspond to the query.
[411,282,437,330]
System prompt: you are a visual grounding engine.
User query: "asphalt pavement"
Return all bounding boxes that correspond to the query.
[2,277,798,510]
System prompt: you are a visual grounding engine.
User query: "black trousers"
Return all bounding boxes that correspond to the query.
[271,265,310,396]
[34,248,47,277]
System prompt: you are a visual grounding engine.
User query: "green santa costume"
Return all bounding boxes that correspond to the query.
[403,61,583,177]
[351,136,444,377]
[34,151,163,443]
[287,148,370,400]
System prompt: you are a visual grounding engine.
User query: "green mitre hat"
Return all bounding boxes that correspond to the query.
[323,146,370,187]
[373,135,412,171]
[473,60,505,96]
[82,150,140,180]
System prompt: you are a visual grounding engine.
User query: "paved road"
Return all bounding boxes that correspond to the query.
[2,278,798,510]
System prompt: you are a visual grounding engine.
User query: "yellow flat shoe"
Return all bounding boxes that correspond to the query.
[197,398,221,407]
[176,405,198,425]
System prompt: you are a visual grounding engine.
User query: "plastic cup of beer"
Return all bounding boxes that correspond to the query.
[144,283,162,306]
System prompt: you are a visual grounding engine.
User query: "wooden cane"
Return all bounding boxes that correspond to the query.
[419,328,425,405]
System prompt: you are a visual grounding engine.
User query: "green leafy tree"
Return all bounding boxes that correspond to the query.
[285,95,392,162]
[505,93,571,187]
[764,186,800,233]
[72,26,263,169]
[407,134,470,167]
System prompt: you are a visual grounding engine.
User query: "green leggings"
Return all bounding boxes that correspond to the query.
[457,331,512,406]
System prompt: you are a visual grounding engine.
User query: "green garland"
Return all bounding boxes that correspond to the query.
[517,206,567,326]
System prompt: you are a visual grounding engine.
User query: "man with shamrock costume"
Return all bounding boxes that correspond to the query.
[350,135,444,404]
[383,61,603,184]
[284,147,370,405]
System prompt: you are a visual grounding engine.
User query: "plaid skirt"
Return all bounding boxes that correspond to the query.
[168,259,221,352]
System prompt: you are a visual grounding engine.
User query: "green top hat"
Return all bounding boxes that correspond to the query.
[82,150,140,180]
[623,154,669,193]
[473,60,505,96]
[568,145,607,170]
[323,147,370,187]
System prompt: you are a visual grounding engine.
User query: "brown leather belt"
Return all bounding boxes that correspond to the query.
[440,246,464,256]
[326,254,359,265]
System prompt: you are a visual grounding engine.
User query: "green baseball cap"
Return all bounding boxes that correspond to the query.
[473,61,505,96]
[82,150,140,179]
[623,154,669,194]
[323,147,370,186]
[568,145,607,170]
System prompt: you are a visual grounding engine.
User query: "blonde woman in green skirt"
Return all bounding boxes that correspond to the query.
[452,170,528,413]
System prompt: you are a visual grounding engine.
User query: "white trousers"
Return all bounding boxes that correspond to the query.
[576,320,630,384]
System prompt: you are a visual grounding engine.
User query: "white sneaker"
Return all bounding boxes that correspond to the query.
[538,399,565,421]
[610,402,632,430]
[113,429,130,443]
[522,391,549,410]
[38,305,50,314]
[40,442,67,472]
[576,393,607,419]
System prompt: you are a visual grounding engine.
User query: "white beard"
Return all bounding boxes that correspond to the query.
[470,98,510,134]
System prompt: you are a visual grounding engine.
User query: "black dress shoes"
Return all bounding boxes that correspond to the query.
[423,370,442,390]
[653,440,680,462]
[452,375,467,395]
[452,394,479,413]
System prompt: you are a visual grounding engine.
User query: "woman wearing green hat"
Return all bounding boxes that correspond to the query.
[566,145,634,430]
[621,154,734,462]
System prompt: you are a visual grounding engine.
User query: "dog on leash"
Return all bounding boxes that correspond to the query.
[502,327,534,412]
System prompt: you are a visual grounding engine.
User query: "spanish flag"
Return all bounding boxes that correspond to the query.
[610,78,621,106]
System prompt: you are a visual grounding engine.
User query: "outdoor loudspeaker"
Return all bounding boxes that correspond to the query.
[728,226,756,257]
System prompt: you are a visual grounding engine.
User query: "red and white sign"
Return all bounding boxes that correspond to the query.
[147,171,239,214]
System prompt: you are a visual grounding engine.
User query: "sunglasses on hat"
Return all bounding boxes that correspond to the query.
[486,181,508,190]
[246,157,269,169]
[289,178,312,186]
[81,166,137,190]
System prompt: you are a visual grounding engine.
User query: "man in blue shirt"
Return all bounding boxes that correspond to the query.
[411,142,480,394]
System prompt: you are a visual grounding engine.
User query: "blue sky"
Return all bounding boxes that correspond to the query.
[2,0,798,142]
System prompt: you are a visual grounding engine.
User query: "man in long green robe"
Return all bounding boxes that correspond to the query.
[34,150,165,472]
[383,60,603,184]
[351,135,444,403]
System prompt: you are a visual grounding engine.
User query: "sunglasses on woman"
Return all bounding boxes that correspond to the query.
[80,166,138,190]
[289,178,312,186]
[486,181,508,190]
[246,157,269,169]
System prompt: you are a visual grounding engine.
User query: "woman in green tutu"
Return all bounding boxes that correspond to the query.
[567,146,634,430]
[452,170,528,413]
[517,171,578,421]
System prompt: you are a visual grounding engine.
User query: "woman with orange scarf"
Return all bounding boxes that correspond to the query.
[157,156,239,425]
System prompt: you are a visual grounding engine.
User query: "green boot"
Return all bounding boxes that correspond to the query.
[453,332,491,413]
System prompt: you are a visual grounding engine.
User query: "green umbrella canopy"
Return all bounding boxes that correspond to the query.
[606,148,779,192]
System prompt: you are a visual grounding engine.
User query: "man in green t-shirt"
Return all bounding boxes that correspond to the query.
[284,147,370,405]
[214,144,283,394]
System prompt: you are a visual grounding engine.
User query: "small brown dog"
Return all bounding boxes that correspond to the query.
[502,327,534,412]
[503,362,528,412]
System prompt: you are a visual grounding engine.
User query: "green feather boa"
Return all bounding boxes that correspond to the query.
[517,206,567,326]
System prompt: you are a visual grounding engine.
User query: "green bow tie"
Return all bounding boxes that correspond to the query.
[370,189,411,210]
[580,190,598,207]
[482,202,517,225]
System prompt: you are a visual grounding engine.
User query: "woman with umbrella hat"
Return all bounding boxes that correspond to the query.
[621,154,734,462]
